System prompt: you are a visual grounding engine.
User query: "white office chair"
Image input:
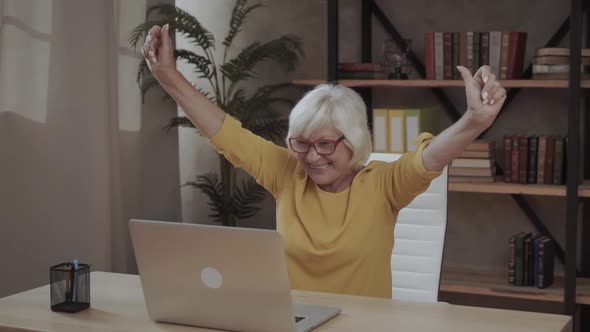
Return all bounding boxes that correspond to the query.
[367,153,448,303]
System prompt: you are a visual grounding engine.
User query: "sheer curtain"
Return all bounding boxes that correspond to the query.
[0,0,180,297]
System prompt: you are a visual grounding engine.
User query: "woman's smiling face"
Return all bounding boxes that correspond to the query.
[291,125,355,193]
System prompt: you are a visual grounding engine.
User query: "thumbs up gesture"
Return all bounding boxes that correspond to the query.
[457,65,506,129]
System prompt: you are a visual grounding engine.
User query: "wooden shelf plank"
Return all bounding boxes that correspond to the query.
[441,269,590,304]
[578,278,590,305]
[578,184,590,198]
[448,178,590,197]
[449,179,566,196]
[292,79,590,88]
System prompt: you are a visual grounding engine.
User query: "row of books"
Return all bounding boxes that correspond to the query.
[503,135,566,185]
[508,232,555,288]
[424,31,527,80]
[372,108,438,153]
[532,48,590,80]
[337,62,385,79]
[449,140,496,183]
[338,48,590,81]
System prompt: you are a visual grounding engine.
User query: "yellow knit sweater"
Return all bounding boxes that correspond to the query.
[209,115,441,298]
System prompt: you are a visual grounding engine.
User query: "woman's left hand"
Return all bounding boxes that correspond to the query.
[457,65,506,129]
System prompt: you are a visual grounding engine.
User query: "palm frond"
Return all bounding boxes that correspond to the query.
[174,49,213,79]
[248,118,289,142]
[223,0,263,48]
[220,34,303,83]
[220,42,260,82]
[231,178,266,219]
[184,173,225,223]
[253,82,294,97]
[223,88,248,116]
[249,83,296,110]
[165,116,196,131]
[232,83,295,127]
[146,4,215,51]
[129,21,151,50]
[136,58,150,86]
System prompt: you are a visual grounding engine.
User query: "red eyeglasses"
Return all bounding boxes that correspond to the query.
[288,136,346,155]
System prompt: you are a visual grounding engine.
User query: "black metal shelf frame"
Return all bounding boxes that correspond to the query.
[325,0,587,323]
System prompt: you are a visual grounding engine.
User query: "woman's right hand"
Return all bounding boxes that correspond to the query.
[140,23,226,137]
[141,24,176,84]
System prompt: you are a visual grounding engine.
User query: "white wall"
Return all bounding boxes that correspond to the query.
[0,0,180,297]
[1,0,114,297]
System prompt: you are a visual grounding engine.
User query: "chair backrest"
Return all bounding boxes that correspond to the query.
[366,153,448,303]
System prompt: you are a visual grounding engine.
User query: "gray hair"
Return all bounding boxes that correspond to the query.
[286,84,372,170]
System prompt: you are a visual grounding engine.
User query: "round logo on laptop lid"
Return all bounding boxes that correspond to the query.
[201,267,223,289]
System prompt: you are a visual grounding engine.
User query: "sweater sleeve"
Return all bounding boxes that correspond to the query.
[382,132,443,210]
[208,115,298,197]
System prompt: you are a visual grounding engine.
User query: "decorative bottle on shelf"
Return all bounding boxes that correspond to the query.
[382,38,412,79]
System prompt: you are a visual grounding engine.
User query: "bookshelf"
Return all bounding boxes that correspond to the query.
[440,268,590,305]
[318,0,588,325]
[449,179,590,197]
[292,79,590,89]
[294,76,590,198]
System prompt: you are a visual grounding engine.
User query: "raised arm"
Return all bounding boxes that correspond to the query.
[141,24,296,195]
[422,65,506,172]
[141,24,225,138]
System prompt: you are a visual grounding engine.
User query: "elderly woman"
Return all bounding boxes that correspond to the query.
[142,24,506,298]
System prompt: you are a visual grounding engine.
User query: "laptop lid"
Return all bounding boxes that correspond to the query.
[129,219,297,332]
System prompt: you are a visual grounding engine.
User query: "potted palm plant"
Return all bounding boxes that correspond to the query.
[130,1,303,227]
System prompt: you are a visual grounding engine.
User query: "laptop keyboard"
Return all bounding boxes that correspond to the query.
[295,316,305,323]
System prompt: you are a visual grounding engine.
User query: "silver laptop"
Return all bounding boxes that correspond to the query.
[129,219,340,332]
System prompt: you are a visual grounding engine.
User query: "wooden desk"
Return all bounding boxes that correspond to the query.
[0,272,572,332]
